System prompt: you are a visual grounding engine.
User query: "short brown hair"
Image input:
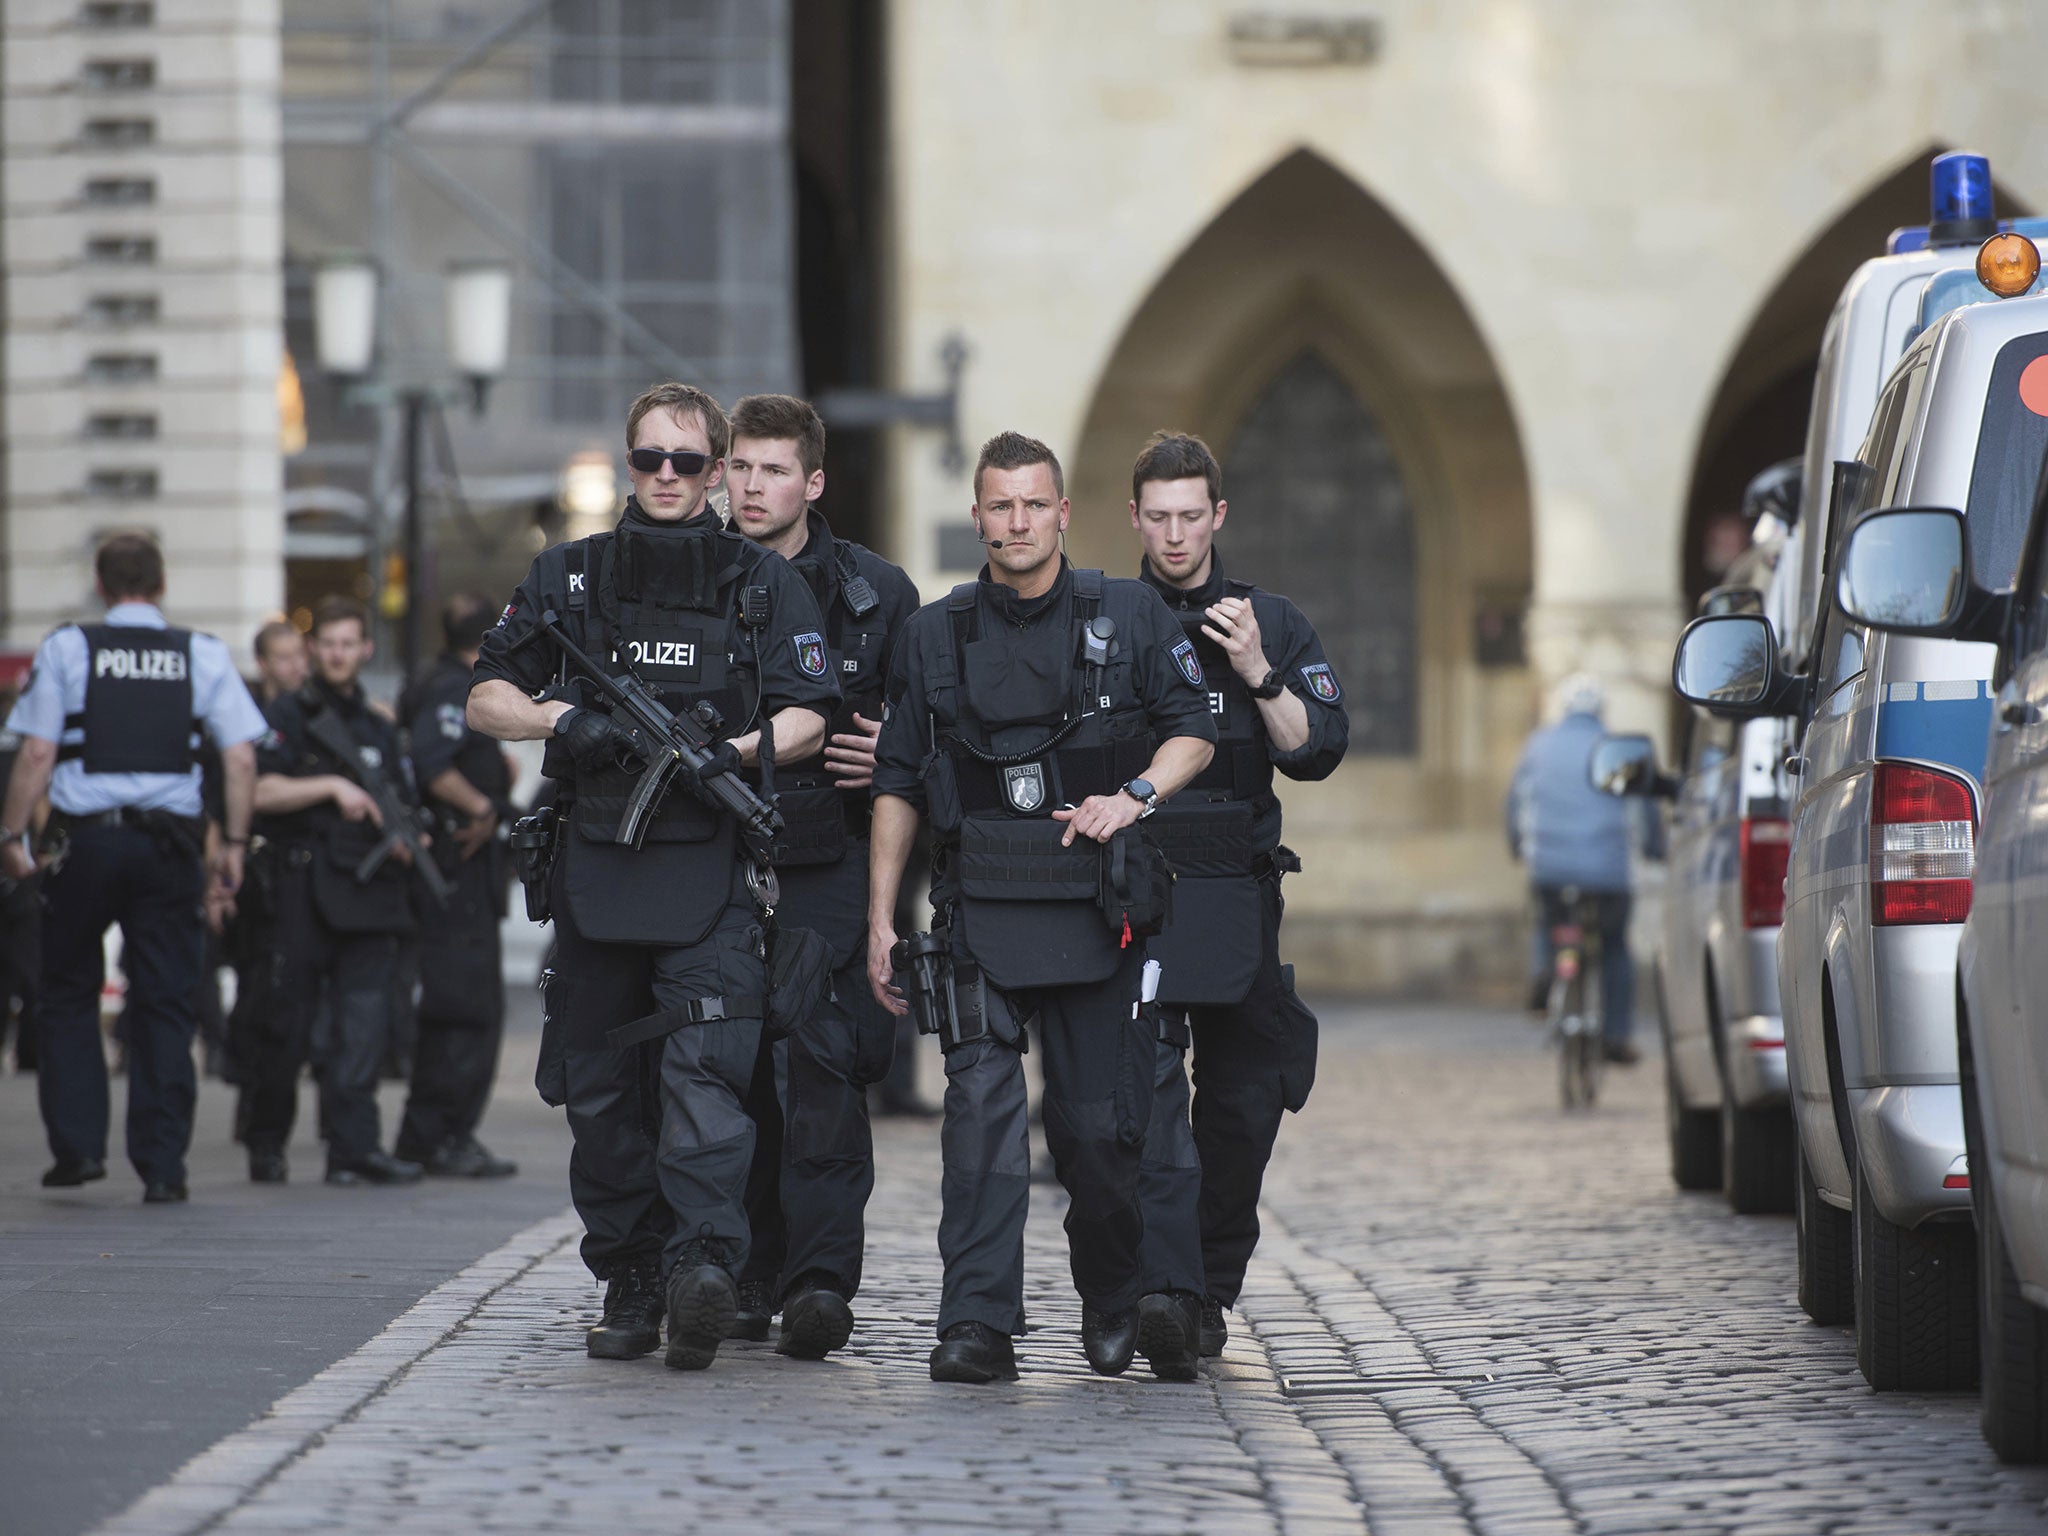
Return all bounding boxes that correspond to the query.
[974,430,1063,503]
[625,382,730,461]
[310,595,370,638]
[730,393,826,478]
[1131,431,1222,509]
[94,530,164,601]
[253,618,301,661]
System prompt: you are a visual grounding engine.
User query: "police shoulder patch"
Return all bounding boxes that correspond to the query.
[436,701,465,741]
[1171,638,1203,688]
[1300,662,1341,702]
[793,631,828,679]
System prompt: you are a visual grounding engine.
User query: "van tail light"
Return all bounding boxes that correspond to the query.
[1740,817,1790,928]
[1870,762,1975,926]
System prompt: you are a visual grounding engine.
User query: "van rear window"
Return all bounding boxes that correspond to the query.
[1964,334,2048,587]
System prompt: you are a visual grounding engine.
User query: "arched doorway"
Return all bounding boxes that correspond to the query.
[1682,150,2032,605]
[1067,148,1534,993]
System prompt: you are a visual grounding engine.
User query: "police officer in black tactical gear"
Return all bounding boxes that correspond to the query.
[1,532,266,1201]
[394,594,519,1180]
[868,431,1218,1385]
[239,595,432,1188]
[1126,432,1347,1360]
[721,394,920,1359]
[469,382,838,1373]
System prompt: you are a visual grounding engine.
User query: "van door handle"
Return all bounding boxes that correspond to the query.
[1783,752,1805,775]
[2000,697,2036,726]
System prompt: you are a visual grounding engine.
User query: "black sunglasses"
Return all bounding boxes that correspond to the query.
[627,447,713,475]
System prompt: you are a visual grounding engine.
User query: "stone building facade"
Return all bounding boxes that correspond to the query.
[2,0,283,649]
[877,0,2048,990]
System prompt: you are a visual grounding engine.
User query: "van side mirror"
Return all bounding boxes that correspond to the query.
[1589,733,1674,799]
[1672,613,1804,718]
[1835,505,2006,642]
[1698,585,1763,618]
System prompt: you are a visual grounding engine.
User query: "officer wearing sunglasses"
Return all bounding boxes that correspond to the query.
[469,382,840,1373]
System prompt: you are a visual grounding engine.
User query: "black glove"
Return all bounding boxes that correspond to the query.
[555,707,645,774]
[678,740,743,804]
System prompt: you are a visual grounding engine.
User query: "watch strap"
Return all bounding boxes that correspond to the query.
[1250,666,1287,700]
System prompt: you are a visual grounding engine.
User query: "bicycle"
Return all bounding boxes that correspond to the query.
[1544,885,1604,1110]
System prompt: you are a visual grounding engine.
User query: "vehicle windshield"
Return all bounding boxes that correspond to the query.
[1964,332,2048,588]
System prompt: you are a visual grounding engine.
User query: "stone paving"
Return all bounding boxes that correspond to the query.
[90,1005,2048,1535]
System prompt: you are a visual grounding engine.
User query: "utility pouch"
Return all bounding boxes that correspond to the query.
[954,818,1120,989]
[1100,827,1174,942]
[1278,963,1319,1114]
[310,821,416,935]
[768,782,849,868]
[1147,801,1259,878]
[922,747,963,836]
[509,806,559,924]
[765,922,835,1042]
[535,966,568,1107]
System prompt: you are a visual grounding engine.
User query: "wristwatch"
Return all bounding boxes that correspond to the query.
[1120,778,1160,819]
[1250,666,1287,701]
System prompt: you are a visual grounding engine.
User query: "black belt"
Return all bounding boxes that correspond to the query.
[605,993,766,1049]
[55,806,202,836]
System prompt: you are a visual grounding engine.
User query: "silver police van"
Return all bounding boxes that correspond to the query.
[1599,477,1796,1214]
[1832,240,2048,1457]
[1675,258,2048,1394]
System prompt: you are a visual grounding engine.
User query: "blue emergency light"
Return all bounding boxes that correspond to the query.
[1931,152,1994,231]
[1886,151,2007,253]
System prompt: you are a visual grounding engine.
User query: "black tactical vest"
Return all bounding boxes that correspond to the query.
[924,570,1156,835]
[547,522,770,947]
[1143,578,1278,878]
[62,624,198,774]
[766,540,895,867]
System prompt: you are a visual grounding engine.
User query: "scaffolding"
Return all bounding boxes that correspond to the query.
[277,0,798,631]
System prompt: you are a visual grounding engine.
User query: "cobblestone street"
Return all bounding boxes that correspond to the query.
[80,1005,2048,1535]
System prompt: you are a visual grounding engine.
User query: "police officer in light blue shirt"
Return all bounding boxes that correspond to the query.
[0,532,267,1201]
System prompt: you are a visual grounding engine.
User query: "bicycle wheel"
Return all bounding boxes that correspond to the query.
[1573,1025,1601,1108]
[1555,977,1587,1109]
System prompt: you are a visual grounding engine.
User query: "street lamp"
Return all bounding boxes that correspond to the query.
[311,256,512,679]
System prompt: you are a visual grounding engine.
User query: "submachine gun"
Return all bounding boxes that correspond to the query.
[515,609,784,901]
[303,709,451,907]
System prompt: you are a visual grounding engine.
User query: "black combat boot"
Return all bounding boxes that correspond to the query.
[929,1321,1018,1384]
[586,1259,663,1360]
[731,1279,774,1342]
[1081,1302,1139,1377]
[1136,1291,1202,1382]
[777,1272,854,1361]
[665,1240,738,1372]
[1199,1296,1228,1358]
[247,1147,288,1184]
[422,1137,519,1179]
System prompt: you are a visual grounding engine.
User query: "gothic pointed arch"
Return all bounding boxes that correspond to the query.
[1068,147,1531,778]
